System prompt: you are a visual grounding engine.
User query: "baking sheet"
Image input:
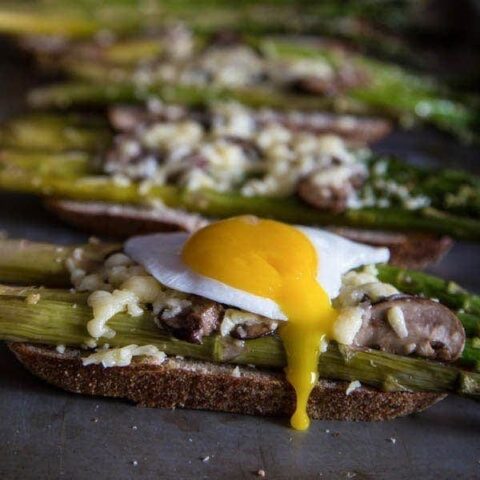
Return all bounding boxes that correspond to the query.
[0,40,479,480]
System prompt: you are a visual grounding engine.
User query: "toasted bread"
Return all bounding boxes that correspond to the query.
[9,342,445,421]
[46,199,453,269]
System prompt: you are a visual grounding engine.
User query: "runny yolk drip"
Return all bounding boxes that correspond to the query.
[181,216,337,430]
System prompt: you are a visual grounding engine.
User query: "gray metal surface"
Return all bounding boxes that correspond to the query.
[0,41,479,480]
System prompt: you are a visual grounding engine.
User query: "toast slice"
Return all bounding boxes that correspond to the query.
[46,199,453,269]
[9,342,446,421]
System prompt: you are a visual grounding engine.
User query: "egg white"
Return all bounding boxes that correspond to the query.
[124,226,389,320]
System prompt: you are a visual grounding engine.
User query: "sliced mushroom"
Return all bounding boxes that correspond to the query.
[231,322,278,340]
[220,308,278,340]
[292,65,369,96]
[297,164,367,213]
[292,77,340,96]
[108,104,191,132]
[353,295,465,362]
[158,296,224,344]
[255,111,391,145]
[108,106,150,132]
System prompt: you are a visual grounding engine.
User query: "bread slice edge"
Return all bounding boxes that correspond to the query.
[8,342,446,422]
[45,199,453,269]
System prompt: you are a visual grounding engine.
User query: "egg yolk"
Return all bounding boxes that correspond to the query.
[181,216,337,430]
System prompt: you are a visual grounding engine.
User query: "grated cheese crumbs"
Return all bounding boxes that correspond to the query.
[319,335,329,353]
[387,306,408,339]
[346,380,361,395]
[153,290,192,319]
[83,338,98,349]
[56,344,66,354]
[120,275,162,303]
[336,281,398,308]
[87,289,143,339]
[105,98,368,200]
[82,344,166,368]
[232,366,241,378]
[331,306,364,345]
[112,174,132,187]
[25,292,41,305]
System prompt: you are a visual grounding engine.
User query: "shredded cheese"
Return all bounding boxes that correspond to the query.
[331,306,364,345]
[346,380,361,395]
[87,290,143,339]
[82,345,166,368]
[26,292,41,305]
[387,306,408,339]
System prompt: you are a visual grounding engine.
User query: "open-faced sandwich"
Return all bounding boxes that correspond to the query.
[3,99,480,267]
[0,216,478,429]
[17,25,480,143]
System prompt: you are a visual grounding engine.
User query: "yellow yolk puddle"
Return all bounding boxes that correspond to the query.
[181,216,337,430]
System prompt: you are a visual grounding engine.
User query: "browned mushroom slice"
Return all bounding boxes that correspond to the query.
[230,321,278,340]
[292,65,369,96]
[108,106,150,131]
[108,104,190,132]
[158,296,224,344]
[220,309,279,340]
[255,111,391,144]
[297,164,367,213]
[353,295,465,362]
[292,77,340,96]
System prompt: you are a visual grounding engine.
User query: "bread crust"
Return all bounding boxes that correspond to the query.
[9,342,446,422]
[46,199,453,269]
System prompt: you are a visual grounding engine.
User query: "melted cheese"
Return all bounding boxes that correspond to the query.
[181,216,337,430]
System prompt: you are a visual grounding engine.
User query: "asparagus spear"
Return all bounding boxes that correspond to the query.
[0,0,427,67]
[0,9,97,38]
[0,114,109,151]
[1,163,480,240]
[0,239,119,287]
[0,113,479,238]
[0,288,478,398]
[461,339,480,371]
[0,150,92,177]
[28,80,348,113]
[29,32,479,142]
[0,1,413,39]
[2,109,479,219]
[0,239,479,340]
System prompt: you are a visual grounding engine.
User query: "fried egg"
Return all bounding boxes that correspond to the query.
[125,216,389,430]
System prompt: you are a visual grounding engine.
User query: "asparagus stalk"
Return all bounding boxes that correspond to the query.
[0,114,109,151]
[0,239,479,341]
[0,150,92,177]
[2,111,479,218]
[0,9,97,37]
[28,80,351,113]
[0,0,467,73]
[0,2,405,37]
[0,239,118,287]
[0,289,478,398]
[461,339,480,371]
[0,240,72,286]
[1,164,480,240]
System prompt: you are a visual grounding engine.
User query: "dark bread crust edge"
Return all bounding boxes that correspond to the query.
[45,199,453,270]
[9,342,446,422]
